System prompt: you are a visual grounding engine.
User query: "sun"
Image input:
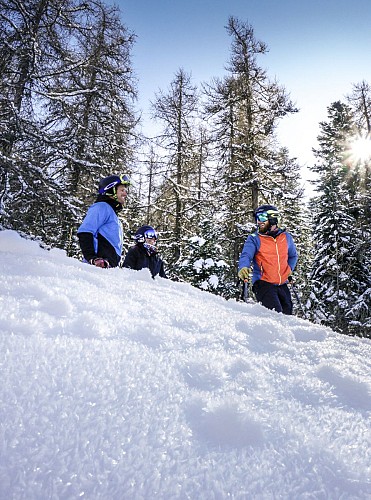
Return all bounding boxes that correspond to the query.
[348,135,371,164]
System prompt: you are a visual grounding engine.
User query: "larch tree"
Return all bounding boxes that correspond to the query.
[347,80,371,134]
[203,17,298,279]
[39,0,138,252]
[150,68,202,270]
[0,0,138,253]
[0,0,81,241]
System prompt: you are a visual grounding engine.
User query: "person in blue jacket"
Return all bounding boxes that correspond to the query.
[123,225,167,279]
[238,204,298,314]
[77,174,130,268]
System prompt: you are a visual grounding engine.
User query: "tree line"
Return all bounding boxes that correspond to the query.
[1,0,370,337]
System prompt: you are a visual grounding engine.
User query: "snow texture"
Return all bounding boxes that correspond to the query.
[0,229,370,499]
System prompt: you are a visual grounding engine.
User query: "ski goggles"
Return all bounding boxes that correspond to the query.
[256,210,280,222]
[119,174,131,186]
[256,212,269,222]
[144,229,158,240]
[102,174,131,193]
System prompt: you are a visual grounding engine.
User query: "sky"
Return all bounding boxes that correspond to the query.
[1,229,371,498]
[110,0,371,194]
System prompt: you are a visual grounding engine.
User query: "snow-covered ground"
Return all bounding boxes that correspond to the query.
[1,229,370,499]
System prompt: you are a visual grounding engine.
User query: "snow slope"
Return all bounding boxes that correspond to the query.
[0,229,370,499]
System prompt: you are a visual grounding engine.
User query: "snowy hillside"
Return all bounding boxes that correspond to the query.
[1,229,370,499]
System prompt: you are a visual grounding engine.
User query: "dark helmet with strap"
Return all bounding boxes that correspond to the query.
[254,204,281,226]
[134,225,158,243]
[98,174,131,196]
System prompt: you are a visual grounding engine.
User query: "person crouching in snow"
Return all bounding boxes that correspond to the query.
[123,225,167,279]
[238,204,298,315]
[77,174,130,268]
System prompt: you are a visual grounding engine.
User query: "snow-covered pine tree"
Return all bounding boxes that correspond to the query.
[343,82,371,337]
[307,101,369,335]
[343,164,371,337]
[177,217,233,298]
[0,0,138,254]
[0,0,83,245]
[42,0,138,254]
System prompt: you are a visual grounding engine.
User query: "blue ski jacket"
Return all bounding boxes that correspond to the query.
[77,197,123,267]
[239,228,298,285]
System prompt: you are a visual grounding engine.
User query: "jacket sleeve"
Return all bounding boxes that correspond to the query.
[286,233,298,271]
[238,234,259,271]
[159,260,167,279]
[77,232,96,263]
[122,246,139,270]
[77,203,109,263]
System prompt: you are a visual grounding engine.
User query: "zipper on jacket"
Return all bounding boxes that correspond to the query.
[273,238,282,284]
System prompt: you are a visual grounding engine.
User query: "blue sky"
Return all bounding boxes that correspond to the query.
[111,0,371,188]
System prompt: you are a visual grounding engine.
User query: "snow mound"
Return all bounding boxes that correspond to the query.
[1,230,370,499]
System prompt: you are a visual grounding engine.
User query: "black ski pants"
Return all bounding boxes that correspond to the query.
[252,280,293,315]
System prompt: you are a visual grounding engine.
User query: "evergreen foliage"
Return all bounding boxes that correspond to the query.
[1,3,369,336]
[203,17,300,279]
[150,68,206,269]
[307,101,371,337]
[176,217,234,298]
[0,0,138,253]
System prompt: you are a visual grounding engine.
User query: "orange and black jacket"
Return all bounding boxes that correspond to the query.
[238,228,298,285]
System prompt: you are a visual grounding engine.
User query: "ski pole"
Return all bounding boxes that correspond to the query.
[243,279,249,302]
[240,279,254,303]
[238,279,246,302]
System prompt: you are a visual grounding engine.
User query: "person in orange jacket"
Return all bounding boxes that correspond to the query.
[238,204,298,314]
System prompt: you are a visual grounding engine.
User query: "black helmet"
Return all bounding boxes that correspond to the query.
[134,225,158,243]
[98,174,130,195]
[254,204,281,226]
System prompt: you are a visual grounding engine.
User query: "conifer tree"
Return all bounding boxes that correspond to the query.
[0,0,138,252]
[0,0,82,244]
[343,81,371,336]
[307,101,370,335]
[177,217,233,297]
[150,68,202,268]
[347,80,371,133]
[40,0,138,252]
[203,17,299,278]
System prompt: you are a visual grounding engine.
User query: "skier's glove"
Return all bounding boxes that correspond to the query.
[238,267,251,281]
[90,257,110,268]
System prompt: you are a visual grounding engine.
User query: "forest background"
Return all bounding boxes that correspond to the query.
[0,0,370,337]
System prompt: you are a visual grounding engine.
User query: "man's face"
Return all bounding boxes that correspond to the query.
[257,220,270,233]
[116,184,128,204]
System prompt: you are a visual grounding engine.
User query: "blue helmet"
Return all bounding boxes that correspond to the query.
[98,174,130,195]
[254,204,281,226]
[134,225,158,243]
